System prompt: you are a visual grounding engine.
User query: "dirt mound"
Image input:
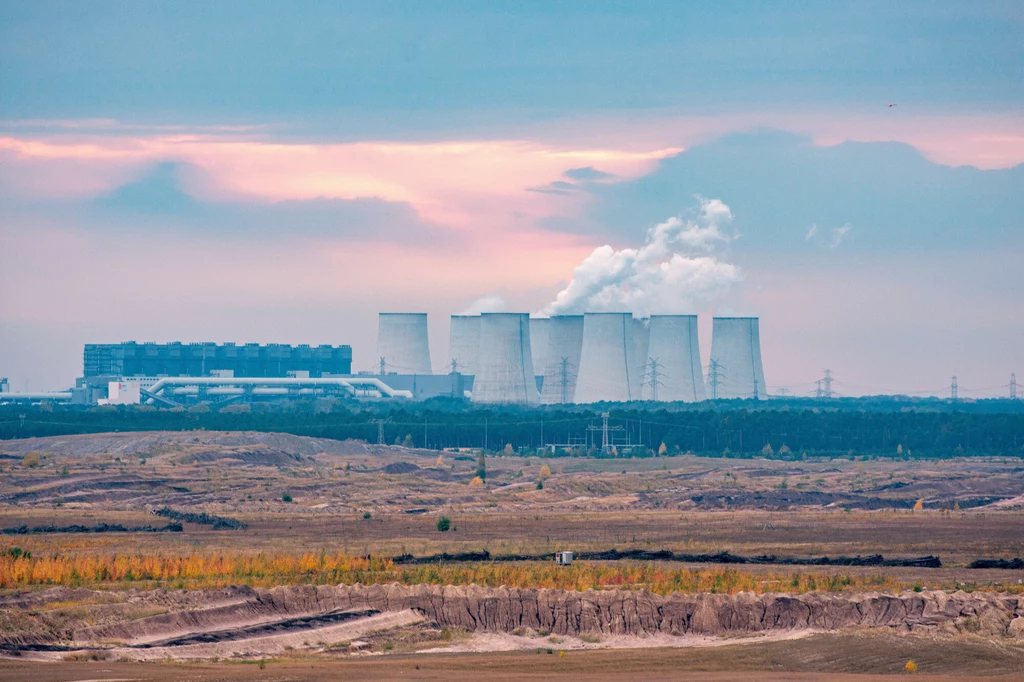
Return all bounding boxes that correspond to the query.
[383,461,421,475]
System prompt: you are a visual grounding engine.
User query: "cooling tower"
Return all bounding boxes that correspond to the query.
[529,317,550,381]
[539,315,585,404]
[447,315,480,375]
[708,317,767,399]
[632,317,650,400]
[646,315,707,402]
[574,313,638,403]
[376,313,432,375]
[472,313,539,404]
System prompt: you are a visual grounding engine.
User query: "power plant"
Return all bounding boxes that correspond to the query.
[447,314,480,375]
[376,313,432,375]
[472,313,539,404]
[574,313,640,403]
[529,317,550,387]
[539,315,585,404]
[708,317,767,399]
[646,315,706,402]
[1,308,773,406]
[633,317,651,399]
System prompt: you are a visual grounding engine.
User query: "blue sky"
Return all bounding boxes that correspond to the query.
[0,1,1021,395]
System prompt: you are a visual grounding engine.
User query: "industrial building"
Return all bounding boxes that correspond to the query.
[708,317,767,399]
[472,312,539,404]
[529,317,550,385]
[574,313,640,403]
[646,315,706,402]
[539,315,585,404]
[633,317,651,399]
[447,315,481,375]
[83,342,352,379]
[377,313,432,375]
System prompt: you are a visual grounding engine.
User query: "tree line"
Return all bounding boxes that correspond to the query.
[2,397,1023,458]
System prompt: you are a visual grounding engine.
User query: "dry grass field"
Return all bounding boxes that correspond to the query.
[1,431,1022,677]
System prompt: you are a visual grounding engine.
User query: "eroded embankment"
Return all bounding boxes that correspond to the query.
[25,583,1024,650]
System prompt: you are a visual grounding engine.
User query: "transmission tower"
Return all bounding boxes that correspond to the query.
[707,360,723,400]
[644,358,664,401]
[378,357,391,376]
[369,417,391,445]
[951,376,958,401]
[587,411,623,453]
[816,370,833,399]
[1011,373,1017,400]
[448,359,460,374]
[752,377,760,400]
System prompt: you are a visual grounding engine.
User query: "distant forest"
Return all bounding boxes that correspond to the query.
[3,397,1024,459]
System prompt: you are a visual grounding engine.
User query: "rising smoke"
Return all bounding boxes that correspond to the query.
[542,198,741,317]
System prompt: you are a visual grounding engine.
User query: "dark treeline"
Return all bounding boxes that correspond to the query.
[2,398,1024,458]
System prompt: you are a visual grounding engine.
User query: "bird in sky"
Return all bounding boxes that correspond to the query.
[887,103,897,107]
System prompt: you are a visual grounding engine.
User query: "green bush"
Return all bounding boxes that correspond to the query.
[436,515,451,532]
[281,493,293,503]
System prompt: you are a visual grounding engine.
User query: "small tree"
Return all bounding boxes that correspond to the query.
[436,516,451,532]
[503,443,514,456]
[281,493,293,503]
[470,476,483,486]
[436,454,444,467]
[658,442,667,456]
[22,452,40,468]
[477,452,487,481]
[539,463,552,481]
[762,443,774,456]
[905,659,917,673]
[403,434,414,448]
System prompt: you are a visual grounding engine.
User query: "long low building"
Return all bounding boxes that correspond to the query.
[84,342,353,379]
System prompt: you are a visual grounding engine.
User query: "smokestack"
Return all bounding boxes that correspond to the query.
[709,317,767,399]
[377,313,432,375]
[647,315,706,402]
[632,317,650,399]
[472,313,538,404]
[447,315,480,375]
[574,313,638,403]
[529,317,550,384]
[539,315,584,404]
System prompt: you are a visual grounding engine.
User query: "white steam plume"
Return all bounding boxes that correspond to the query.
[458,294,507,315]
[542,198,741,317]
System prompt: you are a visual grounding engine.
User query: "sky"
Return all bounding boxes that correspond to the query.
[1,1,1022,397]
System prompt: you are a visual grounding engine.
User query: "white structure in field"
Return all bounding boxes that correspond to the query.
[447,314,480,375]
[529,317,550,383]
[377,313,432,375]
[539,315,585,404]
[472,313,538,404]
[646,315,706,402]
[574,313,639,403]
[709,317,767,399]
[632,317,651,399]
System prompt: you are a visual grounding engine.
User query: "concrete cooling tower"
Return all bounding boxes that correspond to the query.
[472,313,538,404]
[376,313,432,375]
[529,317,550,383]
[646,315,707,402]
[708,317,767,399]
[574,313,638,403]
[539,315,584,404]
[632,317,650,399]
[447,315,480,375]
